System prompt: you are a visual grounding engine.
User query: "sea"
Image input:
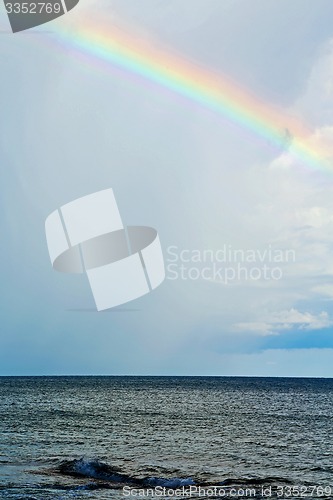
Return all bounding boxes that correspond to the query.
[0,376,332,499]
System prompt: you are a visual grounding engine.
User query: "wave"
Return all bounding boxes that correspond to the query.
[145,477,195,488]
[54,458,293,490]
[218,476,293,486]
[58,458,136,483]
[56,458,194,488]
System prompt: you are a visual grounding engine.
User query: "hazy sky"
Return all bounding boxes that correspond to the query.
[1,0,333,376]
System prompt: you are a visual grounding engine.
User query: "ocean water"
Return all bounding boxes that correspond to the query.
[0,376,333,499]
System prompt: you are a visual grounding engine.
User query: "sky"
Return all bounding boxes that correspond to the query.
[1,0,333,376]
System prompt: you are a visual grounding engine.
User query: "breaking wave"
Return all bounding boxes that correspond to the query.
[54,458,292,489]
[56,458,195,488]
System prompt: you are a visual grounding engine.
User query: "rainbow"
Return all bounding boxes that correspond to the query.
[51,13,333,172]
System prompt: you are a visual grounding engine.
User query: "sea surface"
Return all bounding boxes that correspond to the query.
[0,376,333,499]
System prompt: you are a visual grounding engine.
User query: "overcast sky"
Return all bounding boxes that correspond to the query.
[1,0,333,376]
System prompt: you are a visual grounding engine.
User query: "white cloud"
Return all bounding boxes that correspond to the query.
[312,284,333,299]
[235,309,332,335]
[294,40,333,126]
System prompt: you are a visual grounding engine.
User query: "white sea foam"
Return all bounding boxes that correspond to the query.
[146,477,195,487]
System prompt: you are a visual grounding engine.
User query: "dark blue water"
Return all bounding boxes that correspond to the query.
[0,376,333,499]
